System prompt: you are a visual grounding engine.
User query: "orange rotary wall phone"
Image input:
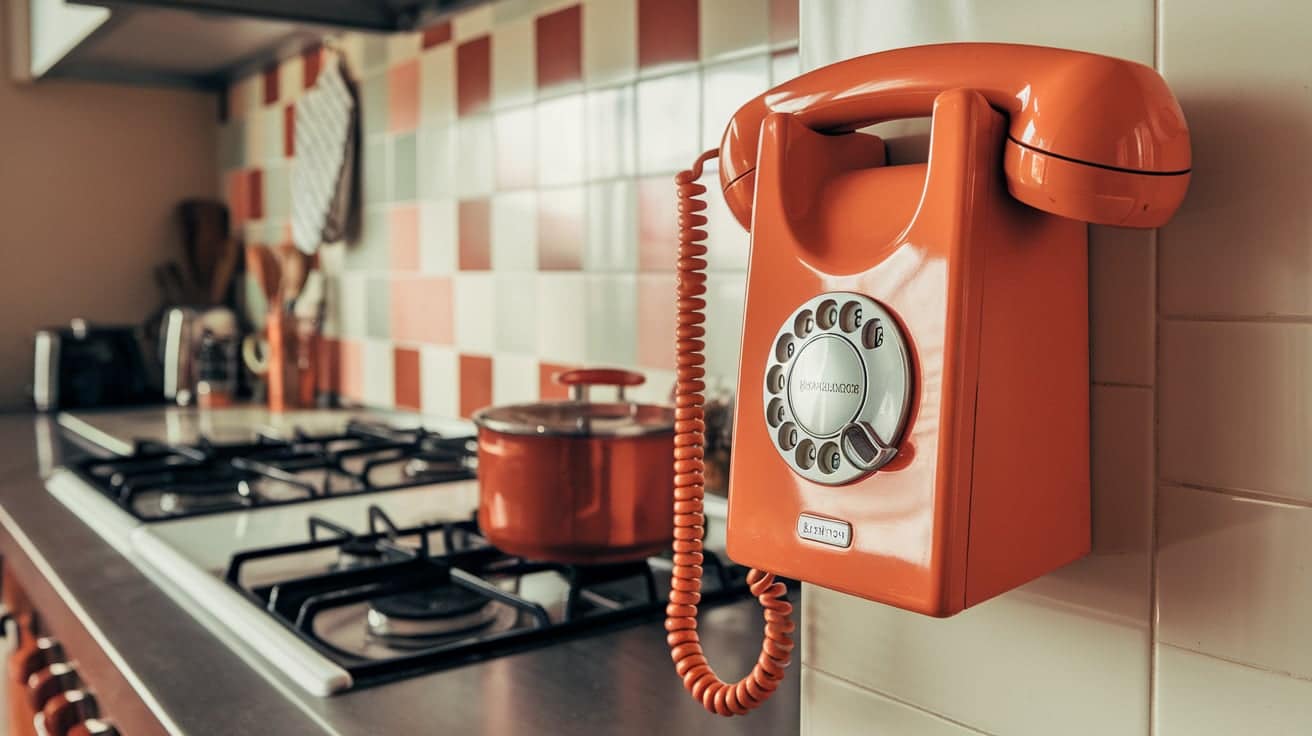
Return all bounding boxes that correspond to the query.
[664,43,1191,716]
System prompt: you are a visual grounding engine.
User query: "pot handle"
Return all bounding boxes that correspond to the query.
[554,369,645,401]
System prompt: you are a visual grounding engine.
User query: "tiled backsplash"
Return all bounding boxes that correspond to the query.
[800,1,1312,735]
[218,0,799,416]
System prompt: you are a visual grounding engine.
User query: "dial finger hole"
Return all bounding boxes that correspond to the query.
[766,398,787,428]
[778,422,799,450]
[839,302,864,333]
[818,441,842,474]
[816,299,839,330]
[795,439,817,469]
[793,309,815,339]
[775,334,796,362]
[861,317,886,349]
[766,365,786,394]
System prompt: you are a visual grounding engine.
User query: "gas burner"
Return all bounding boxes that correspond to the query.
[74,422,477,521]
[365,586,498,645]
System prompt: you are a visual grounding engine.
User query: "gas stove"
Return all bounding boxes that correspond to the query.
[49,409,748,696]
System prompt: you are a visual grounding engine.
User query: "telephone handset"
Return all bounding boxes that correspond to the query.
[665,43,1190,716]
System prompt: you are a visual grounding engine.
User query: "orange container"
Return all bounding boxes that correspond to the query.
[472,369,675,564]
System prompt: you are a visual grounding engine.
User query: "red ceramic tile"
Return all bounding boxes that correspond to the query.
[393,347,422,410]
[458,199,492,270]
[538,188,584,270]
[459,354,494,417]
[390,276,454,344]
[456,36,492,117]
[636,274,676,369]
[538,362,578,400]
[422,21,453,49]
[536,5,583,90]
[262,63,280,106]
[769,0,799,44]
[247,169,265,221]
[637,0,699,69]
[227,170,248,226]
[317,337,341,395]
[302,45,323,88]
[339,339,364,403]
[637,175,676,271]
[283,104,295,157]
[494,108,536,190]
[390,205,421,271]
[388,59,421,133]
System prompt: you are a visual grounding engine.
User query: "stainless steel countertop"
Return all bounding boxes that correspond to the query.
[0,412,801,735]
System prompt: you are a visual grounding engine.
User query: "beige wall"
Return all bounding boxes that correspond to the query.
[798,1,1312,735]
[0,6,217,409]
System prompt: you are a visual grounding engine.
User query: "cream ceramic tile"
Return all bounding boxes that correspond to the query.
[419,345,459,416]
[1159,320,1312,501]
[636,70,701,174]
[227,73,260,121]
[536,273,590,364]
[453,4,495,41]
[492,352,538,404]
[387,30,421,63]
[583,180,638,272]
[802,668,988,736]
[800,0,1152,70]
[1089,226,1154,386]
[455,115,495,198]
[243,107,267,165]
[582,0,637,87]
[495,273,537,353]
[360,72,390,138]
[702,170,751,272]
[490,191,539,272]
[419,44,456,127]
[279,54,303,100]
[1158,484,1312,678]
[337,274,369,338]
[363,137,390,205]
[361,338,395,409]
[453,273,497,353]
[492,19,536,109]
[419,199,458,274]
[703,273,746,385]
[1158,0,1312,317]
[700,0,769,62]
[770,48,800,85]
[584,86,637,180]
[417,123,457,198]
[1155,645,1312,736]
[700,54,771,150]
[584,275,637,366]
[536,95,586,186]
[360,34,389,73]
[263,99,285,162]
[800,385,1154,736]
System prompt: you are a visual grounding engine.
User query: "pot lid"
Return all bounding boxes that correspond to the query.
[473,400,675,438]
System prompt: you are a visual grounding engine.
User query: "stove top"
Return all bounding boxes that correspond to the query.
[71,420,477,521]
[224,505,750,691]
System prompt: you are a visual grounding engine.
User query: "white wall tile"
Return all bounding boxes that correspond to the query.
[1158,484,1312,679]
[419,345,459,416]
[492,19,536,109]
[584,274,637,366]
[770,48,800,85]
[417,123,457,198]
[419,199,458,274]
[492,352,538,404]
[337,273,369,338]
[1155,645,1312,736]
[491,191,539,271]
[453,4,495,40]
[536,95,586,186]
[1090,227,1154,386]
[700,0,769,62]
[584,180,638,272]
[419,45,456,127]
[799,385,1153,736]
[582,0,637,87]
[703,273,746,385]
[455,115,495,198]
[584,86,637,180]
[802,668,988,736]
[636,70,702,174]
[361,338,395,409]
[1159,320,1312,501]
[1158,0,1312,317]
[700,54,771,151]
[537,273,590,364]
[453,273,497,353]
[495,273,538,353]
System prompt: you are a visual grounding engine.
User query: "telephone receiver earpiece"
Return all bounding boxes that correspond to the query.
[720,43,1191,230]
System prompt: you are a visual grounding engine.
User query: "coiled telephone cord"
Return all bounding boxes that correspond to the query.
[665,149,795,716]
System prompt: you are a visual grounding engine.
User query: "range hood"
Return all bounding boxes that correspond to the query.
[23,0,484,88]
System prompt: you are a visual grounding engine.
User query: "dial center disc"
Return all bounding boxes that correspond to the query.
[786,335,867,438]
